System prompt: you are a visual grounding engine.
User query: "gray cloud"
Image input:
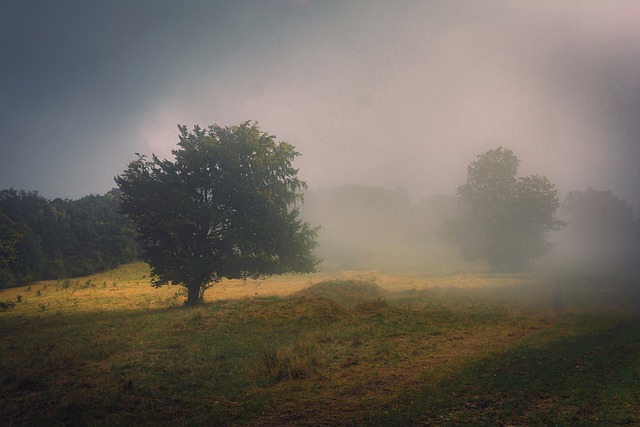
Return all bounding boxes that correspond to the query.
[1,0,639,208]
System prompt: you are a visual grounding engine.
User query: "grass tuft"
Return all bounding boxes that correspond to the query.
[258,340,322,384]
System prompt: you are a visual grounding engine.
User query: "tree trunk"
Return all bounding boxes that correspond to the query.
[185,282,202,307]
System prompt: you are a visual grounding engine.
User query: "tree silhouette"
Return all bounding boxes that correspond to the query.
[442,147,564,272]
[116,122,319,306]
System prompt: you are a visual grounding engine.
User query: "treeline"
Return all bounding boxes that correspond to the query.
[0,188,138,288]
[1,184,639,286]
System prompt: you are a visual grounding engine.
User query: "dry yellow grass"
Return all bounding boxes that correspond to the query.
[0,263,326,316]
[0,263,550,319]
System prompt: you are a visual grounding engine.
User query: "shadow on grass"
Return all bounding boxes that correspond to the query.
[371,315,640,426]
[0,295,352,426]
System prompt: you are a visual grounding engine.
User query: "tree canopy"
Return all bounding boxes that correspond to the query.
[115,121,319,306]
[441,147,564,272]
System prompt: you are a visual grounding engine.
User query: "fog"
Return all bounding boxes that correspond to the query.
[151,1,640,208]
[302,187,474,273]
[300,184,639,275]
[2,2,638,202]
[2,1,639,274]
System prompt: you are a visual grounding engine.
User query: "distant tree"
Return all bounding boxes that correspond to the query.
[115,122,319,306]
[0,211,44,287]
[0,189,61,278]
[561,188,639,271]
[441,147,564,272]
[65,189,138,275]
[0,212,17,286]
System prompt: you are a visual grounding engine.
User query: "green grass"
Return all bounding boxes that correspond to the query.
[1,263,639,425]
[372,314,640,426]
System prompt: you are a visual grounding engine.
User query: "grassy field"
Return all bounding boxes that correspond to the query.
[1,262,639,425]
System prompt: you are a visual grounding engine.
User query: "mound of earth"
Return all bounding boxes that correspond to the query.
[296,279,389,307]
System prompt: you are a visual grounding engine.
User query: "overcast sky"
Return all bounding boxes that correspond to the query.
[1,0,639,208]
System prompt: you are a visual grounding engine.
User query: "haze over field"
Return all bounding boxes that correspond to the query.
[1,1,639,209]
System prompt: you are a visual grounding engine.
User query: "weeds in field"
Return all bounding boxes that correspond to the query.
[258,340,321,383]
[0,300,15,310]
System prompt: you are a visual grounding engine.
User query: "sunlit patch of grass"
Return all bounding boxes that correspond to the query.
[0,262,174,316]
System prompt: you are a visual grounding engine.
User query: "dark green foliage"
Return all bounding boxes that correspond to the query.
[116,121,319,305]
[65,189,139,274]
[0,188,138,287]
[0,211,44,287]
[442,147,564,271]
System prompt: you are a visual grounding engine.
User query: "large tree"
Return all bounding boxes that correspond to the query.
[115,122,319,306]
[441,147,564,272]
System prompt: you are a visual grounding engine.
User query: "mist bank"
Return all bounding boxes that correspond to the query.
[539,188,640,276]
[301,184,640,275]
[301,185,479,274]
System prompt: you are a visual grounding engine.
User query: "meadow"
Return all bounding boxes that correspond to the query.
[1,262,639,425]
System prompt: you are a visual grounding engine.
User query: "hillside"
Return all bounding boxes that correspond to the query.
[1,263,639,425]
